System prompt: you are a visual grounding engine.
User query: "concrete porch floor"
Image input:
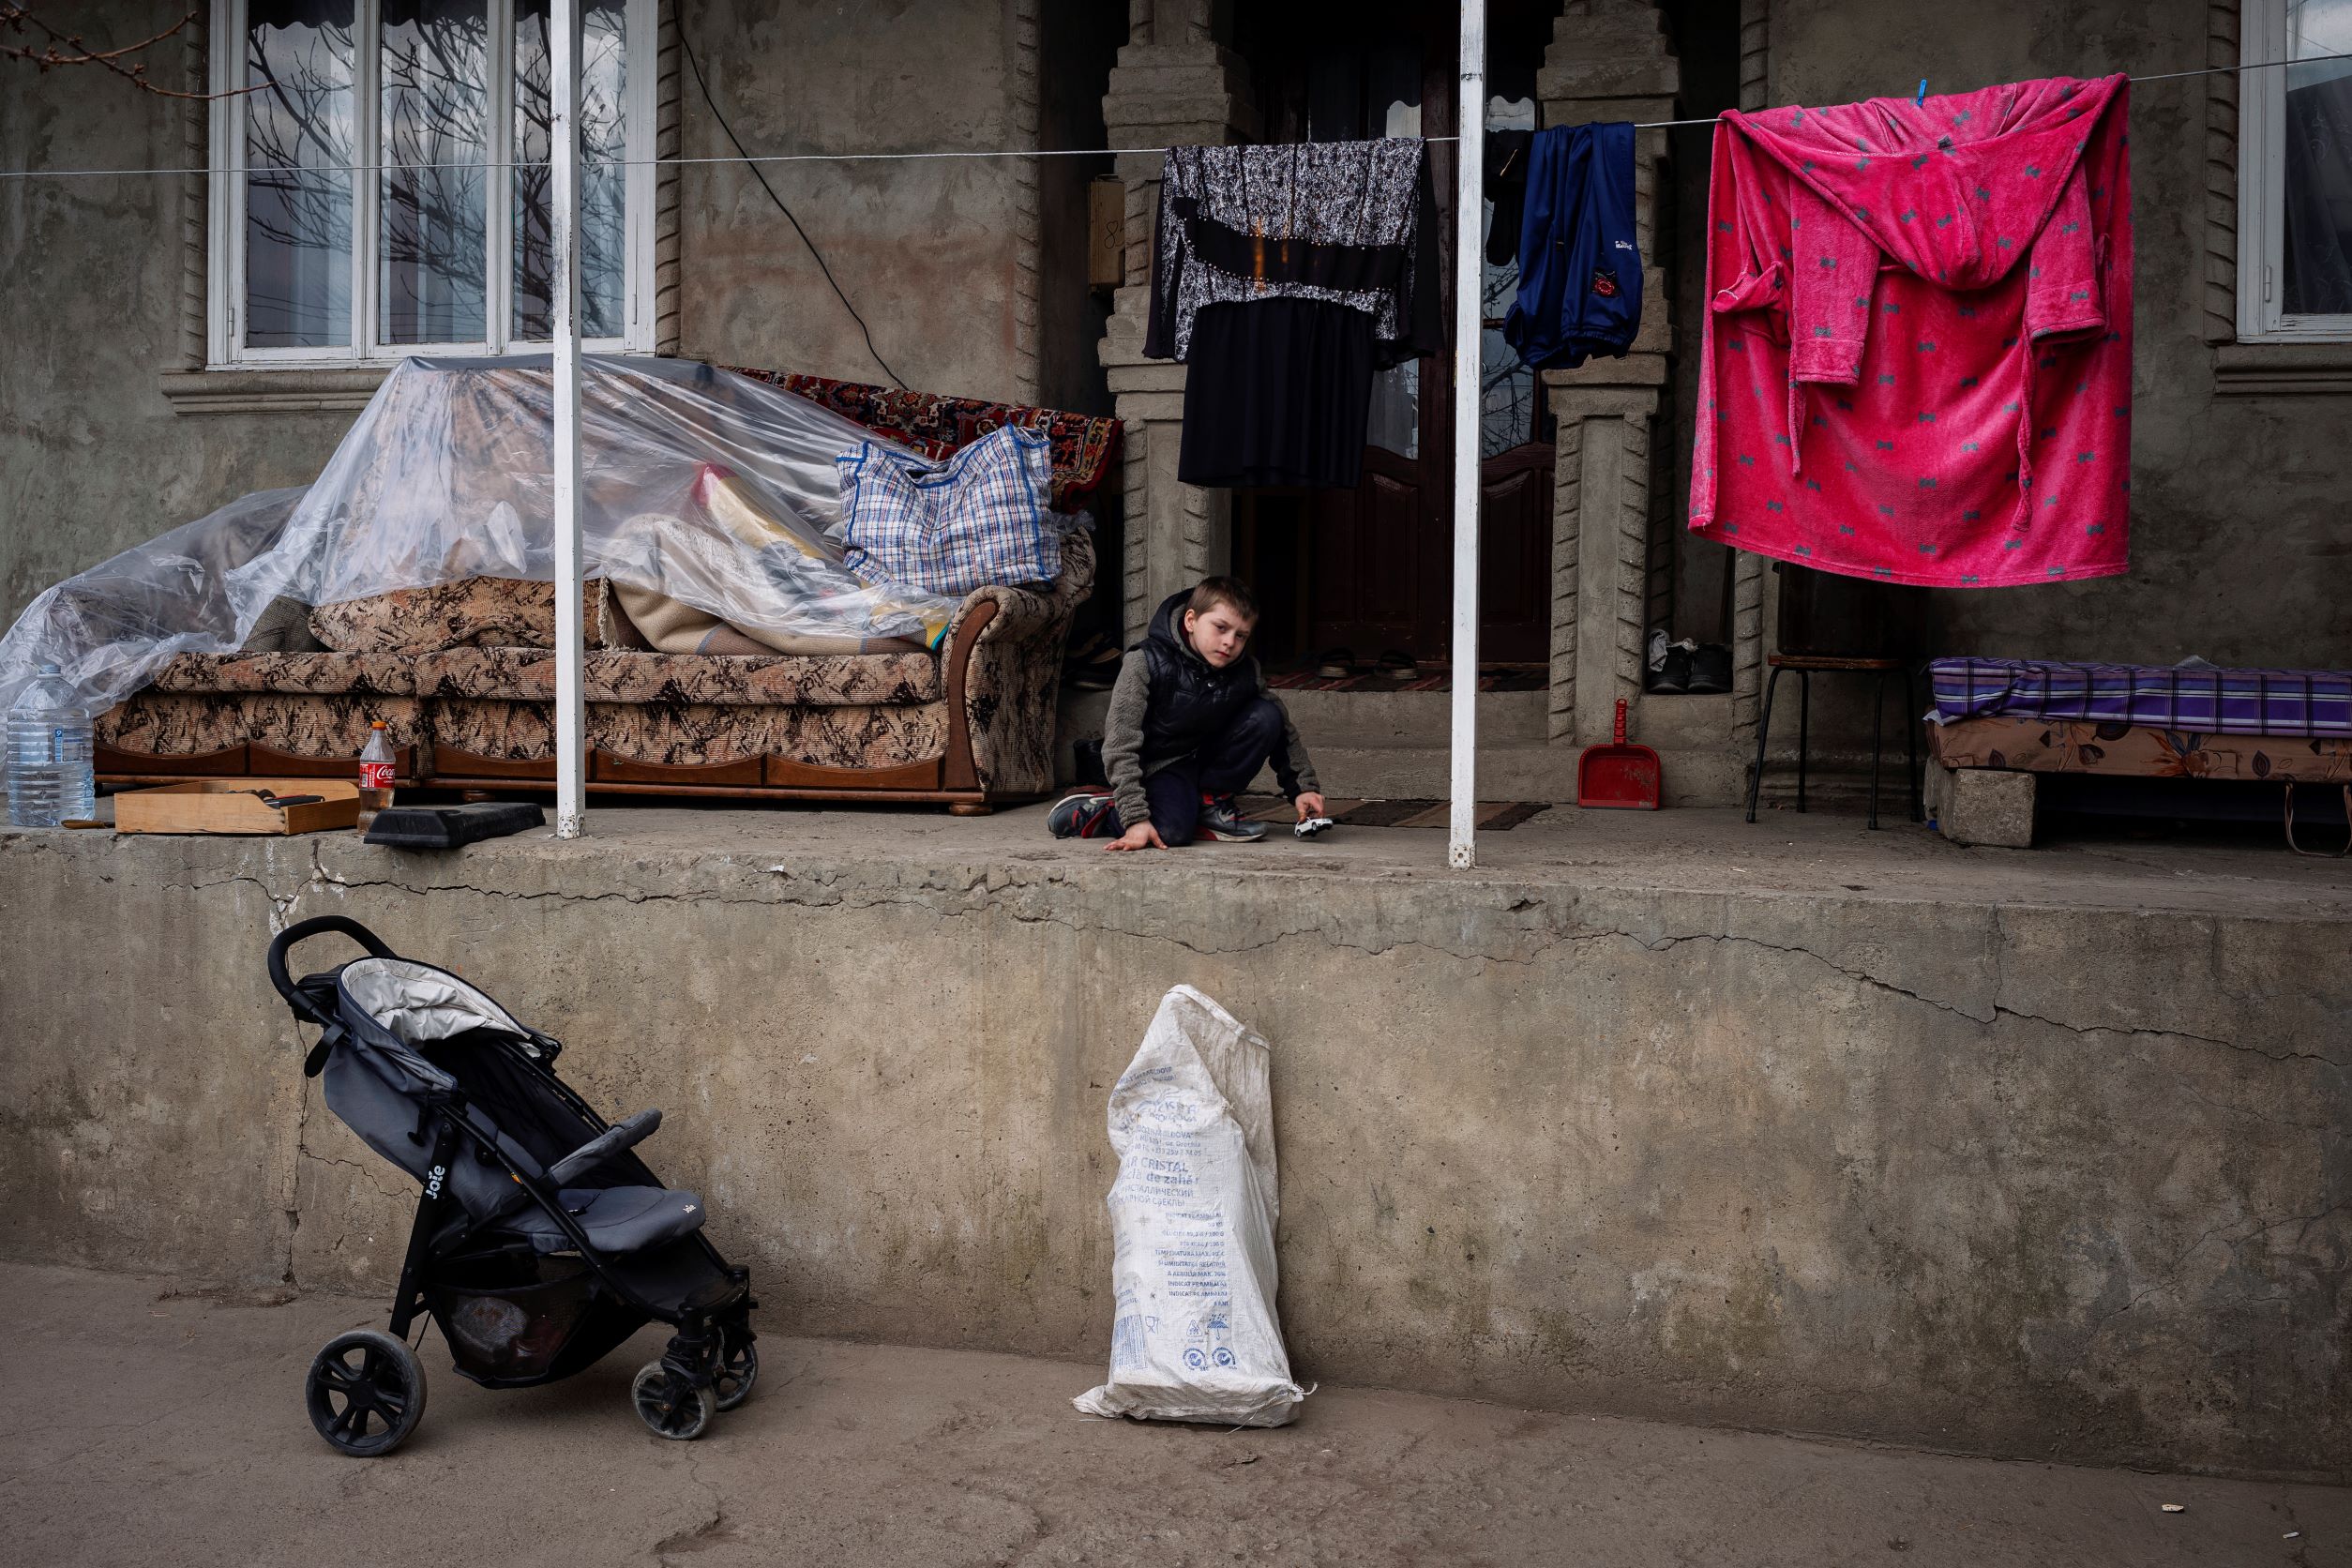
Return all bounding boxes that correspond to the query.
[4,1260,2344,1568]
[467,794,2352,921]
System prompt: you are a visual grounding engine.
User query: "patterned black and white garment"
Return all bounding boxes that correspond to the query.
[1145,139,1440,489]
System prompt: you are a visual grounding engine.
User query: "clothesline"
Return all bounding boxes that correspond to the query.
[1,50,2346,181]
[1627,51,2345,128]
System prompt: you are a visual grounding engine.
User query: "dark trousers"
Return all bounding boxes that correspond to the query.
[1107,698,1287,846]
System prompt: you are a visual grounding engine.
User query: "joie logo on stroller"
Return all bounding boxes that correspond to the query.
[267,916,760,1455]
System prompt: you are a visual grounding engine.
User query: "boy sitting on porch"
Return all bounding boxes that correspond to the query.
[1049,577,1326,850]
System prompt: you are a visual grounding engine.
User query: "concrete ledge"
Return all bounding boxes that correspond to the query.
[158,367,389,415]
[2211,340,2352,397]
[2,810,2346,1479]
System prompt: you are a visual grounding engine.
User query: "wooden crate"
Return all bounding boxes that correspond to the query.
[114,778,362,836]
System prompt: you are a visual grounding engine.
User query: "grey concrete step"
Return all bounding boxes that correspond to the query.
[1060,686,1758,806]
[1270,686,1552,745]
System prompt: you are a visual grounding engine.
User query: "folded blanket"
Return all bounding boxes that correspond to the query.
[610,584,927,656]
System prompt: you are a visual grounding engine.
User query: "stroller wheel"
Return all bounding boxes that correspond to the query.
[632,1360,716,1440]
[713,1339,758,1412]
[306,1330,428,1457]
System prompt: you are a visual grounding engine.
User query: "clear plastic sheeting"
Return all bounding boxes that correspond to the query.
[0,354,972,762]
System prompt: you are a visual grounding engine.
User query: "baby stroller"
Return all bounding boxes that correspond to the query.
[267,916,758,1455]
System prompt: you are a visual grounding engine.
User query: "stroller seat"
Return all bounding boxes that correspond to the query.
[497,1186,708,1257]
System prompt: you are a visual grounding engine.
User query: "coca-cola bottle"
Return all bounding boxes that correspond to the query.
[356,720,396,836]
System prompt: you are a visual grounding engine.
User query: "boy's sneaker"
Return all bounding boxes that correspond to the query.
[1048,788,1117,839]
[1196,793,1268,842]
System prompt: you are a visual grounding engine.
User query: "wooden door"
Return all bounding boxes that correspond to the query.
[1237,3,1555,669]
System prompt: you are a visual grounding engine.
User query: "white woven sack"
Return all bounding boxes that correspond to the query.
[1074,986,1305,1427]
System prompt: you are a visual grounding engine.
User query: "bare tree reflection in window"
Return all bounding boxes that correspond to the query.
[245,0,355,347]
[1479,95,1537,460]
[380,0,490,343]
[2283,0,2352,313]
[513,0,627,339]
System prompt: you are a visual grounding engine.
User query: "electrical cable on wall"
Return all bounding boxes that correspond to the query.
[677,29,907,389]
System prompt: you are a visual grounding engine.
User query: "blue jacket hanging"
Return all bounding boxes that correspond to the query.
[1502,122,1642,371]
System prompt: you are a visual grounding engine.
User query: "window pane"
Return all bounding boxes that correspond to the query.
[513,0,629,339]
[381,0,490,344]
[1480,95,1537,457]
[2283,0,2352,313]
[244,0,355,348]
[1367,362,1420,459]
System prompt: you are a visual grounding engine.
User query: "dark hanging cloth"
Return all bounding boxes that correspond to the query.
[1484,128,1535,267]
[1502,122,1643,370]
[1145,139,1441,489]
[1176,299,1376,490]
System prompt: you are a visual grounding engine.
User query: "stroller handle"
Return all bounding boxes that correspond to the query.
[267,915,396,1024]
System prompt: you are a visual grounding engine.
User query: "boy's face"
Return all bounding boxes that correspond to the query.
[1183,603,1255,669]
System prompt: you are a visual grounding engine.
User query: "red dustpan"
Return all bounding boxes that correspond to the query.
[1577,699,1662,809]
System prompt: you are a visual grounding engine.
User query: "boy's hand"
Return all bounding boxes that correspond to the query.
[1106,822,1168,852]
[1294,792,1327,822]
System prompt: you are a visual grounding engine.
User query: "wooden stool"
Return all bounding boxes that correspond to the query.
[1745,655,1922,831]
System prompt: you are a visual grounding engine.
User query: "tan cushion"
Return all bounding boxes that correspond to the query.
[146,652,439,696]
[309,578,612,654]
[145,647,943,707]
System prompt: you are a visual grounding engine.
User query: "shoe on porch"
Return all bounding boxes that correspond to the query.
[1048,789,1117,839]
[1197,794,1269,842]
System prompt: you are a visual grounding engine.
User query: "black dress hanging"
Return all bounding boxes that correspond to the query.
[1145,139,1440,490]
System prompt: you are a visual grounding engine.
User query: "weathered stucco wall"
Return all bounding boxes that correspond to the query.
[0,4,353,626]
[1768,0,2352,669]
[675,0,1033,398]
[0,1,1076,632]
[2,821,2344,1481]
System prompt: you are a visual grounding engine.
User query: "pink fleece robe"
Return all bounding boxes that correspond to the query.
[1689,75,2132,587]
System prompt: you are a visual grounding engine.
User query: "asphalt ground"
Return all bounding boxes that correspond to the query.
[2,1262,2343,1567]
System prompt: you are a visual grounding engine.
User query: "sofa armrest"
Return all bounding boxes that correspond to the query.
[939,529,1097,653]
[941,531,1095,797]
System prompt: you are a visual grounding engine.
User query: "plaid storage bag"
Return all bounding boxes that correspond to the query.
[837,425,1061,596]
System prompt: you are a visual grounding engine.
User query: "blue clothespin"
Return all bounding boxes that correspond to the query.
[1914,78,1928,107]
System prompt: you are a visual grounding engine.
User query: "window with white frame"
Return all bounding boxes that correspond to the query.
[2239,0,2352,339]
[207,0,655,366]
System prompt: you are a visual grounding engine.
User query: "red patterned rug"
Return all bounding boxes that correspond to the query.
[722,365,1121,510]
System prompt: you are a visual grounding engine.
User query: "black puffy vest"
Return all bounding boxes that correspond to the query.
[1137,588,1259,764]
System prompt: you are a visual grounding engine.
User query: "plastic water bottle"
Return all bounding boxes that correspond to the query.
[6,664,96,828]
[356,720,396,836]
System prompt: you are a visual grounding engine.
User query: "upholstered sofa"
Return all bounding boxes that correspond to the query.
[94,372,1119,812]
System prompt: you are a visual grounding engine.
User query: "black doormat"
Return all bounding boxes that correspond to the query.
[1240,796,1551,832]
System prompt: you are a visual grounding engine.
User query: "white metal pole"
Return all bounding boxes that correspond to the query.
[1448,0,1486,869]
[551,0,587,837]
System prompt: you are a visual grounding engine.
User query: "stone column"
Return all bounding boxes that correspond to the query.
[1728,0,1772,750]
[1097,0,1256,641]
[1537,1,1680,745]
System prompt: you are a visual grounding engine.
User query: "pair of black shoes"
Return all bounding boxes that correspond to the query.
[1650,641,1732,695]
